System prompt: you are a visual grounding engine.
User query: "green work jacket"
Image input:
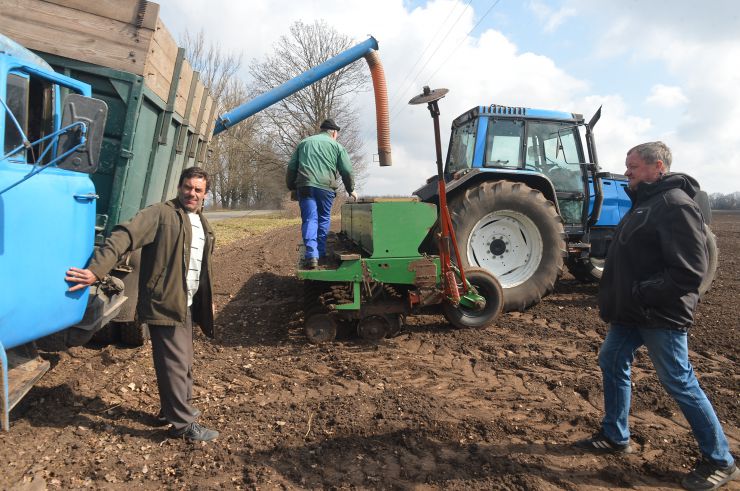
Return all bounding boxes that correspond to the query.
[286,132,354,193]
[88,199,216,337]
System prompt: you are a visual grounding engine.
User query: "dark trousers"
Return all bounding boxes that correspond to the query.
[149,309,196,430]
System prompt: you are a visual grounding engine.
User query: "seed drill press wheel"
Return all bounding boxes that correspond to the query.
[443,267,504,329]
[305,311,338,344]
[357,315,390,342]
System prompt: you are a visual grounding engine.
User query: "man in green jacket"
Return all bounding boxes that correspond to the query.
[66,167,218,442]
[286,118,357,269]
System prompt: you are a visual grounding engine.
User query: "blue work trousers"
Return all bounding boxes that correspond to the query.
[599,323,734,467]
[298,186,335,259]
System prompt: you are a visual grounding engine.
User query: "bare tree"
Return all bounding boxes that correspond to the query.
[181,30,283,208]
[249,20,371,189]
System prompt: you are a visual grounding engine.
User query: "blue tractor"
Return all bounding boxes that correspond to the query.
[415,94,717,312]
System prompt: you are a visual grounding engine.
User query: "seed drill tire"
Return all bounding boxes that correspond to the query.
[449,180,566,312]
[442,267,504,329]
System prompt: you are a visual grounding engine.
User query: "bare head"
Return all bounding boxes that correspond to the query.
[177,166,209,212]
[625,141,671,190]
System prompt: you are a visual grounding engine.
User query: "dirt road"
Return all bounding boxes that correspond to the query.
[1,212,738,490]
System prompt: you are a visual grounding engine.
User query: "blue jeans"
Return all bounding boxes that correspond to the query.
[599,323,734,467]
[298,186,335,259]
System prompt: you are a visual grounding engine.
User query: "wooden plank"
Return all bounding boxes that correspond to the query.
[204,99,218,143]
[6,353,49,412]
[42,0,159,30]
[142,18,179,103]
[199,95,213,136]
[189,79,205,131]
[0,0,153,75]
[174,59,194,118]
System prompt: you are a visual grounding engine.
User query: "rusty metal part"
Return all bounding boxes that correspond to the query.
[408,86,449,105]
[408,258,437,288]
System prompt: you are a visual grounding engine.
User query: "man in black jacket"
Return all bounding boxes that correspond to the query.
[575,142,737,490]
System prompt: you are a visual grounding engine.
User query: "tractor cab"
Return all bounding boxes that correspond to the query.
[443,105,599,239]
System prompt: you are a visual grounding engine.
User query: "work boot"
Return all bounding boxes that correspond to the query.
[302,257,318,270]
[682,460,739,490]
[153,408,202,426]
[168,422,219,442]
[574,430,634,454]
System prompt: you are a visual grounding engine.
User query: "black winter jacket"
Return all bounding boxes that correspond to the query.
[598,173,708,330]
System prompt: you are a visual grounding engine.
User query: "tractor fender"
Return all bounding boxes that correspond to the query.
[414,168,560,214]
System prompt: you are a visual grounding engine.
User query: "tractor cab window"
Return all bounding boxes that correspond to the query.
[3,71,56,165]
[483,119,522,169]
[447,119,476,173]
[525,122,584,192]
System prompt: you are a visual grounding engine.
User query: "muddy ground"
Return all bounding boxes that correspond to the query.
[1,212,738,490]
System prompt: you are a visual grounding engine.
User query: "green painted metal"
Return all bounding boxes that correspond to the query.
[341,200,437,258]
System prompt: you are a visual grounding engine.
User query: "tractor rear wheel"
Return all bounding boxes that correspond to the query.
[443,267,504,328]
[449,181,565,312]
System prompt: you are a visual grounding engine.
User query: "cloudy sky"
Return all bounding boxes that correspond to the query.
[157,0,740,195]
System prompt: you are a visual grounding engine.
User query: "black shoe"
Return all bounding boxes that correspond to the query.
[168,422,219,442]
[154,408,202,426]
[574,430,634,454]
[682,460,739,490]
[302,258,318,270]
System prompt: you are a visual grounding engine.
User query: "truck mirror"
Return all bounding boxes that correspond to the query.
[57,94,107,174]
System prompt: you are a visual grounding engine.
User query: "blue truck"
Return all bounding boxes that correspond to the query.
[0,34,119,430]
[415,99,717,312]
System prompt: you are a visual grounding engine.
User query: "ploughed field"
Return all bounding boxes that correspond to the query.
[1,212,737,490]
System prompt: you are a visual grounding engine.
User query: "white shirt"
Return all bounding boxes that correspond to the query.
[186,212,205,307]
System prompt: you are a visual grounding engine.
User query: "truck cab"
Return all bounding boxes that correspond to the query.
[0,34,109,430]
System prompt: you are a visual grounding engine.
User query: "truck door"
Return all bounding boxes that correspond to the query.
[0,71,95,349]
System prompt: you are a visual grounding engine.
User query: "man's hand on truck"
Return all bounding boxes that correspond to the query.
[349,191,358,202]
[65,267,98,292]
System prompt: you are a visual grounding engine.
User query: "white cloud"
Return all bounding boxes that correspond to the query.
[156,0,740,194]
[528,1,577,33]
[646,84,688,108]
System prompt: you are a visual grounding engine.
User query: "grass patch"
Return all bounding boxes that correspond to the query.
[212,214,301,246]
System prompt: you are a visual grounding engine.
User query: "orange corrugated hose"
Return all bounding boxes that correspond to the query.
[364,50,392,166]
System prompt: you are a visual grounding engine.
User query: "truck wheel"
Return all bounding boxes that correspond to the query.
[566,256,605,283]
[443,267,504,328]
[699,224,718,297]
[119,321,150,347]
[449,181,565,311]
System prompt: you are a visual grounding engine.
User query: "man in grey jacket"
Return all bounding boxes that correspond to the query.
[66,166,218,442]
[575,142,737,490]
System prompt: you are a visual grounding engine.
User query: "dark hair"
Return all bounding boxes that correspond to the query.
[179,166,209,191]
[628,141,672,171]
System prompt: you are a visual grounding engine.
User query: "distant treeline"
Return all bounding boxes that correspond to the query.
[710,192,740,210]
